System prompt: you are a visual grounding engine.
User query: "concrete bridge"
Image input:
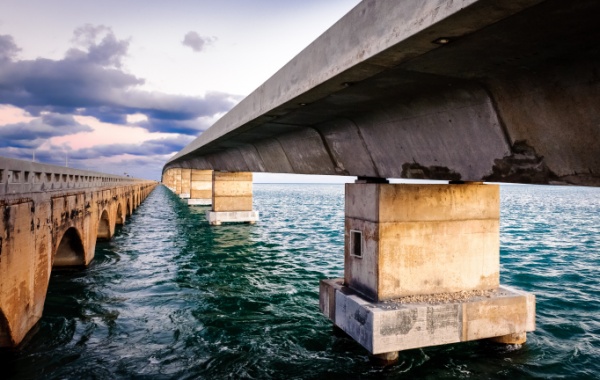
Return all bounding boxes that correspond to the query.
[0,157,156,347]
[162,0,599,364]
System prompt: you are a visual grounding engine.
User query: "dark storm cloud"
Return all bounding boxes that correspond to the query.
[0,134,192,174]
[0,27,237,135]
[0,113,92,148]
[132,118,205,135]
[66,135,194,160]
[0,35,21,62]
[182,31,216,52]
[67,24,129,68]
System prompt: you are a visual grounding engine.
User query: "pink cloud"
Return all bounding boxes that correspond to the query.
[0,104,35,124]
[49,114,175,149]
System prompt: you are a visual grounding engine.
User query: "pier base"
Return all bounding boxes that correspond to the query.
[371,351,399,366]
[320,279,535,355]
[206,210,259,225]
[489,332,527,345]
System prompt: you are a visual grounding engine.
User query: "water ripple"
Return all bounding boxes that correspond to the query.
[1,184,599,379]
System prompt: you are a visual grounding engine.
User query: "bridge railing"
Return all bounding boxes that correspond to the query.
[0,156,144,196]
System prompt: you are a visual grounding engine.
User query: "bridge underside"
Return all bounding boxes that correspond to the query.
[166,0,600,186]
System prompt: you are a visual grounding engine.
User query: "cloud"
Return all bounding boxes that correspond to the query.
[0,113,93,148]
[67,135,194,160]
[66,24,130,68]
[0,135,193,178]
[182,31,216,52]
[0,27,238,136]
[0,34,20,62]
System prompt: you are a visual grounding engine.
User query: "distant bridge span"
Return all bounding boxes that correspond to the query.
[0,157,157,347]
[165,0,600,186]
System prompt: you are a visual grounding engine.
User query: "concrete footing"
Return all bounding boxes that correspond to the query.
[371,351,399,366]
[178,193,190,199]
[206,210,259,226]
[320,278,535,355]
[187,198,211,206]
[489,332,528,345]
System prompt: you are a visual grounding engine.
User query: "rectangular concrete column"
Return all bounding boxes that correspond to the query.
[174,168,182,195]
[188,169,213,206]
[163,169,175,192]
[206,171,259,225]
[346,183,500,301]
[179,169,191,199]
[168,169,176,193]
[320,183,535,358]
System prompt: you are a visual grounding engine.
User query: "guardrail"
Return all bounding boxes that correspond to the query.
[0,156,145,196]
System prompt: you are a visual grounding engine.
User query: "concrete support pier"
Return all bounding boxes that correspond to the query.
[319,182,535,363]
[206,171,258,226]
[163,170,175,192]
[179,169,191,199]
[174,168,182,196]
[187,169,212,206]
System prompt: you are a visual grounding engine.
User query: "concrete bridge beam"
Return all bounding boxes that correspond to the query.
[320,182,535,363]
[206,171,258,226]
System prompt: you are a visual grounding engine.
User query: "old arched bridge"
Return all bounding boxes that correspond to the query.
[0,157,156,347]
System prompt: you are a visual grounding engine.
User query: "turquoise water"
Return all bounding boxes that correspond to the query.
[1,183,599,379]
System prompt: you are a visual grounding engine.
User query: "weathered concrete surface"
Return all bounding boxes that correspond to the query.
[188,169,212,205]
[206,172,258,225]
[0,157,157,347]
[345,183,499,301]
[212,172,253,212]
[320,279,535,355]
[164,0,600,187]
[179,169,191,199]
[162,169,176,193]
[188,198,212,206]
[174,168,182,195]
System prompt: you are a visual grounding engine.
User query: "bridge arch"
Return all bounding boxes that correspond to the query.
[126,199,132,216]
[0,309,9,346]
[53,227,86,267]
[97,209,111,240]
[116,202,125,225]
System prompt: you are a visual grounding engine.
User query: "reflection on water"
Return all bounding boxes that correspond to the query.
[1,184,599,379]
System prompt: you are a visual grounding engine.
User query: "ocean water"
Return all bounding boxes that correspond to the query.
[1,183,599,379]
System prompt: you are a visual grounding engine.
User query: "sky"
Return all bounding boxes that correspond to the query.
[0,0,361,181]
